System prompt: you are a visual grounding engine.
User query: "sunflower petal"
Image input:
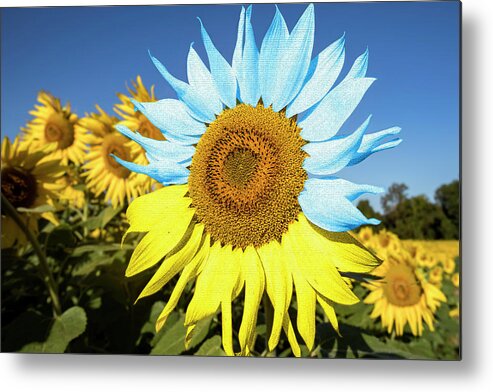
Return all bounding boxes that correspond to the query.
[149,52,216,123]
[237,6,260,106]
[259,5,289,107]
[187,44,223,115]
[299,177,382,232]
[156,234,210,332]
[299,77,375,142]
[342,47,369,81]
[286,33,345,118]
[197,18,237,108]
[271,4,315,112]
[257,240,292,352]
[125,209,195,277]
[238,246,265,354]
[303,115,371,176]
[136,224,204,300]
[348,126,402,166]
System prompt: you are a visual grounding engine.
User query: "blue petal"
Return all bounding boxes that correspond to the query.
[286,33,345,118]
[115,125,195,165]
[270,4,315,112]
[298,177,383,232]
[236,6,260,106]
[259,5,289,107]
[198,18,237,108]
[299,77,375,142]
[149,52,216,123]
[232,7,246,80]
[111,154,189,186]
[187,43,223,115]
[342,47,369,81]
[303,115,371,176]
[131,98,204,145]
[349,126,402,166]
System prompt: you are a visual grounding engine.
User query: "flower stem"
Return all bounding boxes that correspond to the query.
[1,193,62,317]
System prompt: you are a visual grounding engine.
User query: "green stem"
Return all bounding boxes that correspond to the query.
[2,193,62,317]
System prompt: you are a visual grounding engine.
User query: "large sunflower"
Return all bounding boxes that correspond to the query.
[1,136,64,248]
[364,252,446,336]
[114,4,402,356]
[21,91,89,165]
[81,106,146,208]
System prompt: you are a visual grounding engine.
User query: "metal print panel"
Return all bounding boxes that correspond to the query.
[0,1,460,359]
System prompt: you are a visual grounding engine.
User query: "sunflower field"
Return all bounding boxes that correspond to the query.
[1,86,459,358]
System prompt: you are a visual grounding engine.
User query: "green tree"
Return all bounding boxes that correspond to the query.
[435,180,460,238]
[381,183,408,214]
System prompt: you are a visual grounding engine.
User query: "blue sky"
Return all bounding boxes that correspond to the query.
[0,2,460,210]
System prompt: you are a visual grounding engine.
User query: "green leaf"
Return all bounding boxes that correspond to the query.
[100,205,123,228]
[194,336,226,357]
[187,317,212,350]
[19,306,87,353]
[17,204,55,214]
[71,243,134,257]
[72,256,115,276]
[150,311,187,355]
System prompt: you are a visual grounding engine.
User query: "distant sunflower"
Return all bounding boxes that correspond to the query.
[364,253,446,336]
[81,106,145,207]
[442,257,456,275]
[58,172,85,209]
[114,76,164,190]
[21,91,89,165]
[429,265,443,285]
[1,136,64,248]
[451,272,460,288]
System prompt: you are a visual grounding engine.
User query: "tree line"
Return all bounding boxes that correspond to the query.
[358,180,460,240]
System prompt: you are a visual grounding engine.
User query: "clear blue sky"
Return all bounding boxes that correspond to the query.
[1,2,460,210]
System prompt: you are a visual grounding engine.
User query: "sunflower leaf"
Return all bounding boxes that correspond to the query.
[19,306,87,353]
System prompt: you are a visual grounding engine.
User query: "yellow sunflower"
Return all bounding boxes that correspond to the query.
[429,265,443,285]
[114,76,164,190]
[114,5,403,356]
[1,136,64,248]
[21,91,90,165]
[364,252,446,336]
[81,106,146,208]
[451,272,460,288]
[442,257,456,275]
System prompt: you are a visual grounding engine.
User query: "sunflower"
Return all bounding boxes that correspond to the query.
[451,272,460,288]
[114,76,164,190]
[21,91,90,165]
[1,136,64,248]
[115,4,402,356]
[442,257,456,275]
[81,106,146,208]
[429,265,443,285]
[364,252,446,336]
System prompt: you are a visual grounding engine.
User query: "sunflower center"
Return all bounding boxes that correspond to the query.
[188,103,307,248]
[45,115,75,149]
[102,134,131,178]
[384,263,422,306]
[1,167,38,208]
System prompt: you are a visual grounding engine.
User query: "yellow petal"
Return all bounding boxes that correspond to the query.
[286,221,358,305]
[125,208,195,277]
[317,295,340,335]
[257,240,292,352]
[156,234,210,332]
[238,246,265,355]
[298,214,381,273]
[124,184,190,238]
[136,224,204,300]
[283,314,301,358]
[221,300,234,356]
[185,243,240,327]
[288,251,316,351]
